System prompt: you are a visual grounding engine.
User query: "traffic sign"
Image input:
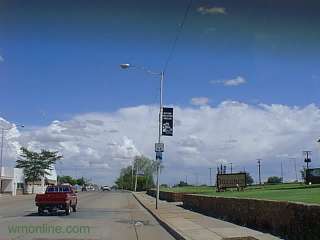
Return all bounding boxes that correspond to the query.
[155,143,164,152]
[156,152,162,160]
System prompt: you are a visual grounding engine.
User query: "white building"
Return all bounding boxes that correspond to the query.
[0,166,57,195]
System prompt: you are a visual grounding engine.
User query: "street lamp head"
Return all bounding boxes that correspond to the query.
[317,138,320,143]
[120,63,131,69]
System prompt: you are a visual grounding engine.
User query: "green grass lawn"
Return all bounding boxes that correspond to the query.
[160,183,320,205]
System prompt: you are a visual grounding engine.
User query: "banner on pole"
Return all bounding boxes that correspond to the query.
[162,107,173,136]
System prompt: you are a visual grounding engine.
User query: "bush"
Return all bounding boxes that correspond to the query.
[267,176,282,184]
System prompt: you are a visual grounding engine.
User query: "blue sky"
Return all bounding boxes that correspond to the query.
[1,0,320,126]
[1,0,320,184]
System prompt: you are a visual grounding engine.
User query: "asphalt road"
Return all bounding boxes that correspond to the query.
[0,191,175,240]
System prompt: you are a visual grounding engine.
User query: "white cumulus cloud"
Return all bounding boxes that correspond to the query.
[2,101,320,185]
[197,6,226,15]
[190,97,209,106]
[210,76,247,87]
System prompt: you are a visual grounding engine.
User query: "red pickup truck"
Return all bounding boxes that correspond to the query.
[35,185,78,215]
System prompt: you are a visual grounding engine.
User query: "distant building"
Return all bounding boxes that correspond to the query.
[0,166,57,195]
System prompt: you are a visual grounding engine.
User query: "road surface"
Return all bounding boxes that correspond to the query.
[0,191,175,240]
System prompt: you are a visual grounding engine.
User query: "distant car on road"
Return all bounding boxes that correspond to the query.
[101,185,111,191]
[35,185,78,215]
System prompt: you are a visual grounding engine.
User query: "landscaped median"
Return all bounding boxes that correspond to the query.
[147,184,320,240]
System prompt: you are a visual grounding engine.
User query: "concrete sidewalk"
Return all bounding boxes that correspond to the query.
[133,192,281,240]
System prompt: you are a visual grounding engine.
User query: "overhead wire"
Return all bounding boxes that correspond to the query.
[163,0,193,73]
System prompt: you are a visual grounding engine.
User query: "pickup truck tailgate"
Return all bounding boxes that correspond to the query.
[36,193,68,204]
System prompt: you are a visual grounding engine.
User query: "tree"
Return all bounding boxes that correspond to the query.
[16,147,62,193]
[115,155,158,191]
[267,176,282,184]
[76,177,86,186]
[173,181,189,187]
[57,175,77,185]
[245,172,254,185]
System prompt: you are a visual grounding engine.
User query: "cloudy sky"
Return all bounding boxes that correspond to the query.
[1,0,320,185]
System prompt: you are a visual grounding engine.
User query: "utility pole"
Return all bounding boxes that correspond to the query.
[131,163,134,191]
[185,175,187,184]
[257,159,262,185]
[303,151,312,169]
[294,158,298,182]
[195,173,199,186]
[288,157,298,182]
[229,163,233,174]
[209,168,213,186]
[280,159,284,183]
[134,160,138,192]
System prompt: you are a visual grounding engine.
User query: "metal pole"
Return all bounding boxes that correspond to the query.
[209,168,212,186]
[230,163,233,174]
[0,128,3,193]
[156,71,164,210]
[134,160,138,192]
[257,159,261,185]
[281,160,284,183]
[294,158,298,182]
[131,163,134,191]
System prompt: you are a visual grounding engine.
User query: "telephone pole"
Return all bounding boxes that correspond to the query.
[229,163,233,173]
[209,168,213,186]
[303,151,312,169]
[257,159,262,185]
[280,159,284,183]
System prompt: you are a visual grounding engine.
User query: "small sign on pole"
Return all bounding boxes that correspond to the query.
[155,143,164,152]
[156,152,162,161]
[162,107,173,136]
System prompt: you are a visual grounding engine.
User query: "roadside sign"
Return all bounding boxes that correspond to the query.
[304,158,311,163]
[305,168,320,184]
[155,143,164,152]
[162,107,173,136]
[216,173,247,192]
[156,152,162,160]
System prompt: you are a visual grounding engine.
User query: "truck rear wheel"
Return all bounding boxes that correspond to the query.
[72,204,77,212]
[38,207,44,216]
[65,204,71,215]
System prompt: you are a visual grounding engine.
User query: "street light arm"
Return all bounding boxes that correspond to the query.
[120,63,162,76]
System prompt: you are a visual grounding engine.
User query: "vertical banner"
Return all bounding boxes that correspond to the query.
[162,107,173,136]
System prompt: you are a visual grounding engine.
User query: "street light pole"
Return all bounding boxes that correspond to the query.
[120,64,164,210]
[0,128,4,179]
[155,71,164,210]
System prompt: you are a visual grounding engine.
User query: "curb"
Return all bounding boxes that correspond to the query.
[132,192,187,240]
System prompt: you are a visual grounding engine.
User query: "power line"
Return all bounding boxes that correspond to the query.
[163,0,193,72]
